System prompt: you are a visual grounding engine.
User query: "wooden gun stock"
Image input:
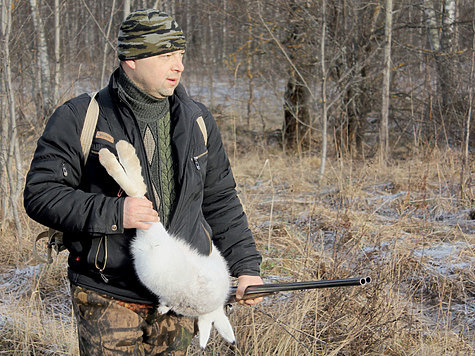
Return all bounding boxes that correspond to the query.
[228,277,371,303]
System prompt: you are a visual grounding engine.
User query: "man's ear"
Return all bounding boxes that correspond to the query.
[121,60,136,70]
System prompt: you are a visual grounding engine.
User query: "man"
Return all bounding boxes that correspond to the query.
[24,9,263,355]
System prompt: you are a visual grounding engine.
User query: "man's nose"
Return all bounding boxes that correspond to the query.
[172,55,184,72]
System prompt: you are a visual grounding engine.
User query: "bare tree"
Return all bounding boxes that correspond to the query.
[245,10,254,128]
[281,0,312,150]
[0,0,9,221]
[380,0,393,163]
[53,0,61,105]
[319,0,328,181]
[29,0,51,117]
[101,0,117,87]
[328,1,382,156]
[423,0,440,52]
[439,0,456,112]
[466,16,474,165]
[461,12,474,199]
[423,0,460,133]
[0,0,23,234]
[123,0,130,19]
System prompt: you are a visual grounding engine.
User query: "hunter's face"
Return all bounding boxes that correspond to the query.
[124,50,185,99]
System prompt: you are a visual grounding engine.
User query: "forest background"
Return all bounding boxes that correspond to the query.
[0,0,473,355]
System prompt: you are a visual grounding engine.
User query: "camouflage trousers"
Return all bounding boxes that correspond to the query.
[70,284,197,355]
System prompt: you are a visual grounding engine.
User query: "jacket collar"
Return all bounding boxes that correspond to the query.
[109,67,201,118]
[107,67,202,184]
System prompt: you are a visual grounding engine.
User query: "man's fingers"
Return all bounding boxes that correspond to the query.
[238,297,264,306]
[235,275,264,306]
[123,197,159,229]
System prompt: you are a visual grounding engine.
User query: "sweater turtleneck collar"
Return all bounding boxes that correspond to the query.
[117,65,169,122]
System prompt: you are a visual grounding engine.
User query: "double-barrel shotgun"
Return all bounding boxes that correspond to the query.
[228,276,371,303]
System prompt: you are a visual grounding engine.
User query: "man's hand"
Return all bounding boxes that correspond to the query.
[235,275,264,306]
[123,197,159,230]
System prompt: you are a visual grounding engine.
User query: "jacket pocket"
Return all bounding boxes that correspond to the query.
[191,150,208,189]
[86,236,108,282]
[31,159,76,186]
[192,150,208,170]
[86,233,132,283]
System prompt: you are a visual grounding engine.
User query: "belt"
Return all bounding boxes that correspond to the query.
[116,299,155,313]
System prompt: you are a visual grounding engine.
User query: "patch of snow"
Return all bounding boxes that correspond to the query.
[413,241,474,277]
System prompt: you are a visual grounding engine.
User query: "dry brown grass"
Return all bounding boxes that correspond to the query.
[0,143,473,355]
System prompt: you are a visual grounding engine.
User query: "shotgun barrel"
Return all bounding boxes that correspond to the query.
[228,276,371,303]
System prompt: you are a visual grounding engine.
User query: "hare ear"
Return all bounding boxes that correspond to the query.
[99,148,127,182]
[116,140,147,197]
[98,147,141,197]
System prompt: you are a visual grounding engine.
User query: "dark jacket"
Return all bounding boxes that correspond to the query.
[24,69,261,304]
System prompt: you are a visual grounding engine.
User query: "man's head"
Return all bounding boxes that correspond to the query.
[117,9,186,98]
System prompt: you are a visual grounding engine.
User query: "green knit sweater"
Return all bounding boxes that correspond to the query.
[117,67,176,227]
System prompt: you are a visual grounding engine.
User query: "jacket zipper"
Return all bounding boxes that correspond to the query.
[192,150,208,170]
[94,236,109,283]
[201,223,212,255]
[61,162,68,177]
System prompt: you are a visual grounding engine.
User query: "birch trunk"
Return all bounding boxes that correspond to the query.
[101,0,116,87]
[380,0,392,163]
[0,0,8,221]
[207,10,215,108]
[423,0,440,51]
[53,0,61,105]
[246,11,253,128]
[184,0,190,35]
[466,18,474,166]
[461,18,474,198]
[222,0,227,61]
[123,0,130,19]
[424,0,457,115]
[438,0,456,112]
[1,0,23,234]
[29,0,51,115]
[441,0,456,51]
[319,0,328,181]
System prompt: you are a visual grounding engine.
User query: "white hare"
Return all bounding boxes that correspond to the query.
[99,140,235,348]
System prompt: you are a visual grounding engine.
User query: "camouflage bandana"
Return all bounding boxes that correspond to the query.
[117,9,186,61]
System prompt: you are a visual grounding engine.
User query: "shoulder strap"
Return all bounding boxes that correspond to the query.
[80,92,99,164]
[196,116,208,146]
